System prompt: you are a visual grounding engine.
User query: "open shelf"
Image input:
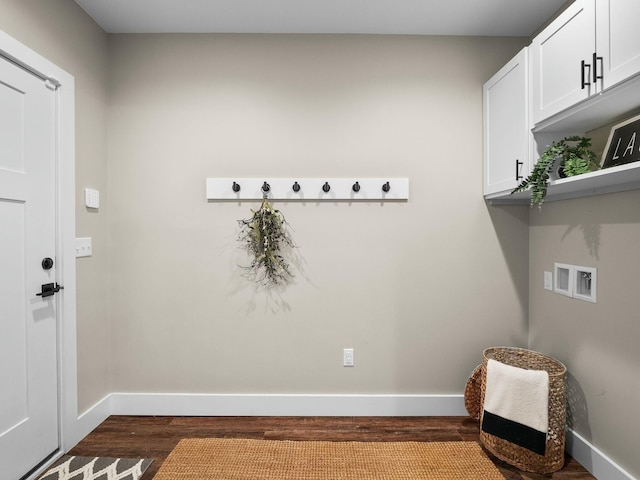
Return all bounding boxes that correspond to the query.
[486,161,640,205]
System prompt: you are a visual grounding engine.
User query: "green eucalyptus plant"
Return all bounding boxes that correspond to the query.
[238,197,295,287]
[511,136,598,207]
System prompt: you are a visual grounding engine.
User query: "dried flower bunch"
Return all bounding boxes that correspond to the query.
[238,197,295,287]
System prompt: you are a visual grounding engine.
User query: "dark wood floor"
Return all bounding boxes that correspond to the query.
[63,416,596,479]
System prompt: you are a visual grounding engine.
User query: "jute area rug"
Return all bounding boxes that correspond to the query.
[40,456,152,480]
[153,438,505,479]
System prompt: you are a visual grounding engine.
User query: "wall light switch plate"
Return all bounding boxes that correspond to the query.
[75,237,92,257]
[85,188,99,209]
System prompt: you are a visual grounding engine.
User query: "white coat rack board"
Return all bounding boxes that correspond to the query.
[206,178,409,201]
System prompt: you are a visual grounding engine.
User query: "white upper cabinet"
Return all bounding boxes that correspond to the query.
[486,0,640,204]
[483,48,530,196]
[531,0,596,125]
[532,0,640,125]
[596,0,640,89]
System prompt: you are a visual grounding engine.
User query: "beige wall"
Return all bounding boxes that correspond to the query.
[107,34,529,394]
[529,189,640,477]
[3,3,636,476]
[0,0,110,413]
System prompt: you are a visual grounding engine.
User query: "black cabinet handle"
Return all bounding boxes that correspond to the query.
[581,60,591,89]
[515,160,523,181]
[593,52,603,83]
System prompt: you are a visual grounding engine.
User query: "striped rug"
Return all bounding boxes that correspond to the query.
[39,455,152,480]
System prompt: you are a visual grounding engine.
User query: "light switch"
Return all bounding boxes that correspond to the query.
[75,237,92,257]
[85,188,99,209]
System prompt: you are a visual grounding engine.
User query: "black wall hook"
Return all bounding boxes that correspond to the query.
[292,181,301,192]
[382,181,391,193]
[262,181,271,193]
[232,181,241,193]
[352,181,361,193]
[322,182,331,193]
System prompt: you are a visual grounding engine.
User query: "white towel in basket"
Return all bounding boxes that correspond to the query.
[482,358,549,455]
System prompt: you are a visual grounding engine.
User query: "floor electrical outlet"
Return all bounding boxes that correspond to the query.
[343,348,354,367]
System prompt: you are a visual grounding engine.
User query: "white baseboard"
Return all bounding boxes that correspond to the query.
[110,393,467,417]
[73,393,637,480]
[566,429,636,480]
[67,395,112,449]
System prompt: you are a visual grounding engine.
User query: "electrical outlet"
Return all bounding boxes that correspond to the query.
[343,348,354,367]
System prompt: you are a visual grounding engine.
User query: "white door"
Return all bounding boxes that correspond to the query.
[0,55,59,479]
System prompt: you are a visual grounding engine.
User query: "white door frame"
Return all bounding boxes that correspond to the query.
[0,29,79,471]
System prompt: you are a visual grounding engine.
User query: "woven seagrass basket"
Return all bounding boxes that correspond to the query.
[464,365,482,421]
[479,347,567,474]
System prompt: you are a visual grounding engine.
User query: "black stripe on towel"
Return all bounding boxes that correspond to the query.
[482,410,547,456]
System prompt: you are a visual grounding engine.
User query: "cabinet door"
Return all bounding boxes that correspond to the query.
[531,0,596,124]
[483,48,529,196]
[596,0,640,90]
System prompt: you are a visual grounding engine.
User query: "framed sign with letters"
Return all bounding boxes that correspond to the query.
[601,113,640,168]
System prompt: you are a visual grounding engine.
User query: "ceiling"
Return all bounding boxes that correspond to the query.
[74,0,568,36]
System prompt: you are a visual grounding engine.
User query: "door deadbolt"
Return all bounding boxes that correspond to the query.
[42,257,54,270]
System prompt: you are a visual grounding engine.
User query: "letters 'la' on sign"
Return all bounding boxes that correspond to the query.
[602,113,640,169]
